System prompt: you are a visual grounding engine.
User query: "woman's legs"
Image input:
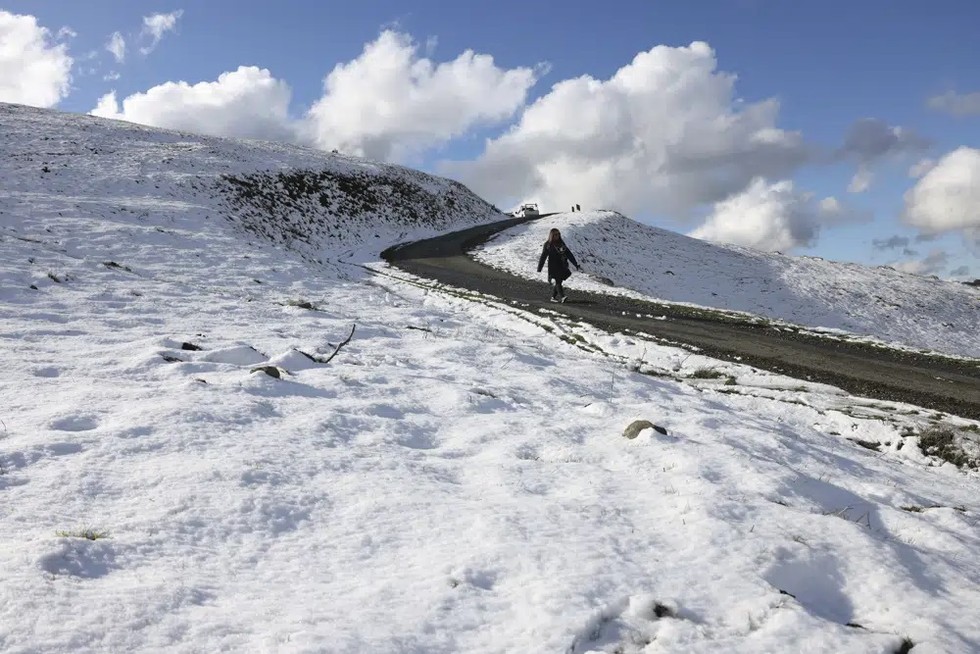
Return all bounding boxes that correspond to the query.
[553,277,564,300]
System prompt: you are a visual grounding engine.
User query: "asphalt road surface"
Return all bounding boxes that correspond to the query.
[384,217,980,420]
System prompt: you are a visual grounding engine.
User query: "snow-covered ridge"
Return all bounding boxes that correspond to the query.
[0,102,502,267]
[476,211,980,358]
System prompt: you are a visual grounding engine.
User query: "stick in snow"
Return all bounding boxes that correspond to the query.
[323,324,356,365]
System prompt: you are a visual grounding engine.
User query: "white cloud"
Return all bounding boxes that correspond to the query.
[903,147,980,235]
[88,30,536,163]
[91,66,296,142]
[908,158,935,178]
[304,30,538,162]
[444,41,808,218]
[140,10,183,54]
[103,71,121,82]
[848,166,872,193]
[927,90,980,117]
[892,250,950,277]
[91,90,119,117]
[0,10,73,107]
[106,31,126,63]
[837,118,930,193]
[839,118,929,162]
[689,178,852,252]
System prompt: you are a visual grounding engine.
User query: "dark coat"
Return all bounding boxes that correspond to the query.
[538,241,579,281]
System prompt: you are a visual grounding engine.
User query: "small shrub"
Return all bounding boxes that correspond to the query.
[56,528,110,540]
[102,261,133,273]
[917,424,978,469]
[690,367,724,379]
[849,438,881,451]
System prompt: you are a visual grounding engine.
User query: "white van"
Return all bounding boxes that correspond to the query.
[516,203,539,217]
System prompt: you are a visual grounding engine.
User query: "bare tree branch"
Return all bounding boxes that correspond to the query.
[323,324,356,365]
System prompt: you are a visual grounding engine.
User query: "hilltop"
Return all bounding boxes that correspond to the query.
[476,210,980,358]
[0,102,501,274]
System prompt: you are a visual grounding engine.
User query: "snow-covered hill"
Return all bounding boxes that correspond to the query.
[0,102,501,272]
[475,211,980,358]
[2,105,980,653]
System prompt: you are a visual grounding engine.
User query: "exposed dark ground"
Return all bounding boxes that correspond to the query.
[384,217,980,420]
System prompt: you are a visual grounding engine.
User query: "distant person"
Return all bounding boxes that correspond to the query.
[537,228,581,303]
[576,203,581,211]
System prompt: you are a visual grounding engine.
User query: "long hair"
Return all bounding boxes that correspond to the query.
[546,228,563,246]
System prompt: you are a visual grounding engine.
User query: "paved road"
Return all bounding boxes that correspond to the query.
[384,217,980,420]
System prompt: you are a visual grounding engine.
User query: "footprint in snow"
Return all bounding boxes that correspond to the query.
[763,547,854,624]
[41,442,84,456]
[567,595,683,654]
[39,538,118,579]
[397,431,439,450]
[32,366,60,378]
[366,403,405,420]
[515,443,540,461]
[49,414,99,432]
[448,566,499,591]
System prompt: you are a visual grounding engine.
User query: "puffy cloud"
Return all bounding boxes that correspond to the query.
[106,31,125,63]
[444,41,809,217]
[950,265,970,278]
[88,30,536,163]
[838,118,930,193]
[927,90,980,117]
[689,178,856,252]
[872,235,909,250]
[140,10,182,54]
[304,30,538,161]
[0,10,73,107]
[892,250,950,277]
[839,118,929,162]
[848,166,872,193]
[903,147,980,235]
[91,66,297,142]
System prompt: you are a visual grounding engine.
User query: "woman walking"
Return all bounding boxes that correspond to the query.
[537,228,581,302]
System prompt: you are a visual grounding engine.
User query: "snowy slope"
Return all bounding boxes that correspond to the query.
[475,211,980,358]
[2,105,980,653]
[0,102,501,271]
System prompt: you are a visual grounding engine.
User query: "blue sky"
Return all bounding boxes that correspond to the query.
[2,1,979,277]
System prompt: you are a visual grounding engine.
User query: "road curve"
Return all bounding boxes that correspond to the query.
[383,217,980,420]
